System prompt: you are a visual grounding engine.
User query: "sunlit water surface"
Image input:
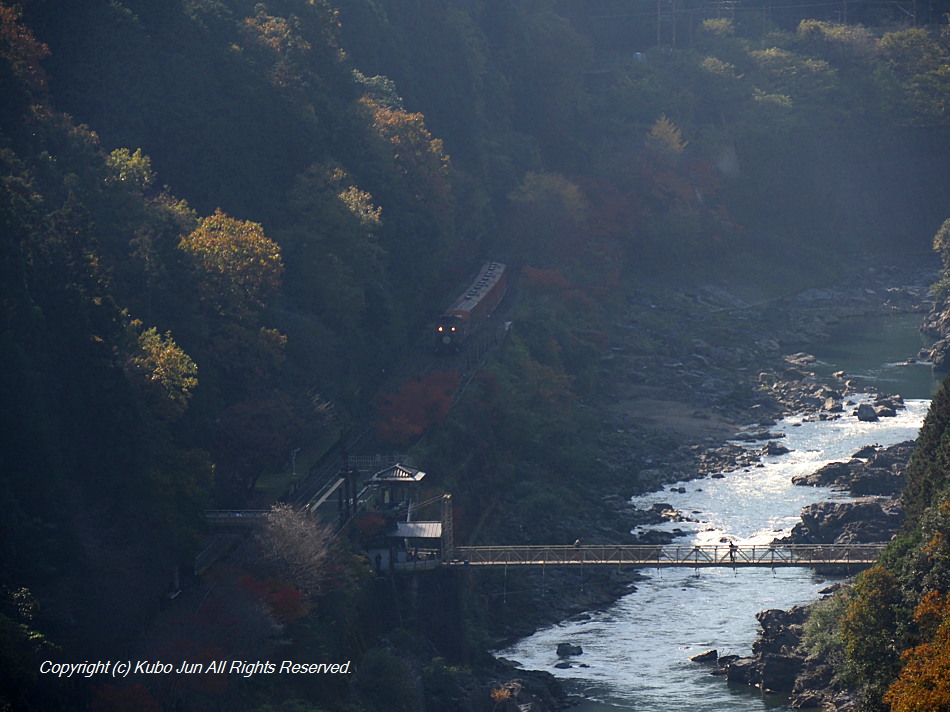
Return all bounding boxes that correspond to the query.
[499,336,932,710]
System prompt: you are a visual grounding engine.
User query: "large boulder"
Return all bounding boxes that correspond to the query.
[786,499,902,545]
[790,441,913,496]
[724,657,757,684]
[822,397,843,413]
[855,403,878,422]
[764,441,791,456]
[759,653,804,693]
[689,649,718,663]
[556,643,582,658]
[791,460,856,488]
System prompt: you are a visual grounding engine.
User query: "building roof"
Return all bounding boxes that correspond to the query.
[391,521,443,539]
[371,463,426,483]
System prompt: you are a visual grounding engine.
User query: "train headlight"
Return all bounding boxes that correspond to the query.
[437,326,443,332]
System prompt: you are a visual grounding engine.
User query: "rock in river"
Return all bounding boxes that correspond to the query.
[556,643,582,658]
[689,649,718,663]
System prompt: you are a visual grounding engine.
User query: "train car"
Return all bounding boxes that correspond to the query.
[434,262,507,351]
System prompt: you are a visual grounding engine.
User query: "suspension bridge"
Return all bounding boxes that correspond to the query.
[389,542,887,572]
[206,503,887,573]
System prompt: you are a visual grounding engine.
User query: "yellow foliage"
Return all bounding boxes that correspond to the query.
[106,148,155,191]
[338,184,382,228]
[701,56,741,79]
[179,209,284,315]
[127,324,198,419]
[701,18,734,37]
[362,97,452,206]
[490,686,512,702]
[647,115,688,154]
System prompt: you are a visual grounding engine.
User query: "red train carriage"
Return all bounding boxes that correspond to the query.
[434,262,507,351]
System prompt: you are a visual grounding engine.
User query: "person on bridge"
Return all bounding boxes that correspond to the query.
[728,540,737,563]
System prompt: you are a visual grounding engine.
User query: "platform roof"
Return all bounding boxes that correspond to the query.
[371,463,426,483]
[391,521,443,539]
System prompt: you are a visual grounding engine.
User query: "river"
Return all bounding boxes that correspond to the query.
[497,312,938,711]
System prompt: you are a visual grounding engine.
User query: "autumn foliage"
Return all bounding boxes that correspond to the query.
[179,209,284,316]
[240,574,309,622]
[0,5,49,91]
[376,370,461,444]
[885,591,950,711]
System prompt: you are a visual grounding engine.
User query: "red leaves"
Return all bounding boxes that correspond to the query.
[376,370,461,444]
[354,513,387,540]
[241,573,309,622]
[885,592,950,711]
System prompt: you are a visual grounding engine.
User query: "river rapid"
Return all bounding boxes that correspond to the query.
[497,314,936,711]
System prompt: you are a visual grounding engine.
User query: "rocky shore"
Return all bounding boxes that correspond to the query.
[779,439,913,546]
[696,433,918,710]
[494,258,939,710]
[691,602,860,710]
[920,290,950,368]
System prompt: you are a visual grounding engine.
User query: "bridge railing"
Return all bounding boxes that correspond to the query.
[205,510,268,527]
[446,543,888,567]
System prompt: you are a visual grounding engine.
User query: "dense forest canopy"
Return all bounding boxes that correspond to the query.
[2,0,950,710]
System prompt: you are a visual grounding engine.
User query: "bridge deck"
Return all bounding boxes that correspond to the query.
[446,543,886,568]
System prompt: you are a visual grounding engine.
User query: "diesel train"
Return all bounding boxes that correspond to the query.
[434,262,507,351]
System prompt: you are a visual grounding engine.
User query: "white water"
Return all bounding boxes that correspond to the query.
[498,397,929,711]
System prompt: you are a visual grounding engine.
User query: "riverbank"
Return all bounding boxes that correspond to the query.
[485,257,938,708]
[695,434,920,709]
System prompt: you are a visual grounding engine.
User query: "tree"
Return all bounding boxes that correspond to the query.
[125,323,197,420]
[903,373,950,518]
[647,115,689,155]
[880,28,944,79]
[748,47,838,108]
[376,370,461,444]
[0,4,49,93]
[105,147,155,193]
[933,218,950,269]
[178,209,283,316]
[365,98,453,208]
[257,504,334,600]
[213,390,303,498]
[280,162,384,327]
[241,8,313,92]
[505,171,589,274]
[840,565,906,704]
[884,592,950,711]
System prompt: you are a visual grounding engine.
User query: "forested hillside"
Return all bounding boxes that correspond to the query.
[2,1,950,710]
